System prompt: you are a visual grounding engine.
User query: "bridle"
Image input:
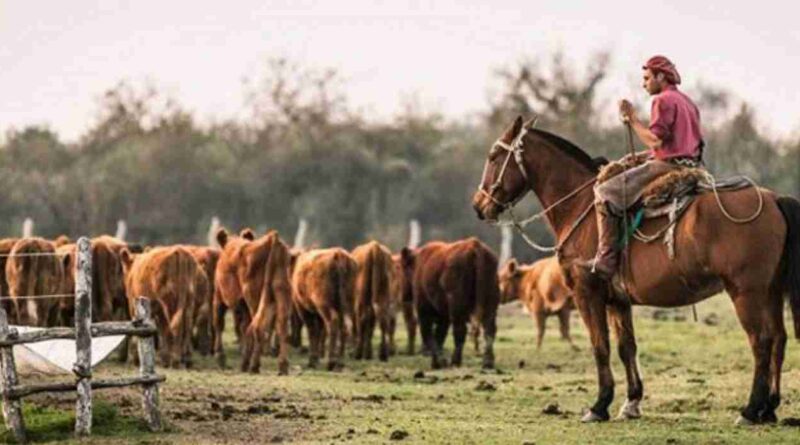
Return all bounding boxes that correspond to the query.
[477,122,534,212]
[476,120,597,253]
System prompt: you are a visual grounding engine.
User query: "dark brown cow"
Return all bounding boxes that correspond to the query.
[291,248,357,370]
[213,229,292,374]
[498,257,577,350]
[351,241,396,361]
[400,238,500,369]
[5,238,64,326]
[391,253,418,355]
[120,246,206,368]
[183,245,220,356]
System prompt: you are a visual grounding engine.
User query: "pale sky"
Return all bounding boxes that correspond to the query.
[2,0,799,142]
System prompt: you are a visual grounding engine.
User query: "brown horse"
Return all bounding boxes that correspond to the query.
[473,116,800,424]
[498,256,577,350]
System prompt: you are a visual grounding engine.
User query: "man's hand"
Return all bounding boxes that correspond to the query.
[618,99,635,123]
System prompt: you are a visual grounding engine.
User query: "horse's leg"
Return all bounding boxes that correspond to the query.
[572,276,614,422]
[765,291,787,423]
[607,301,644,420]
[558,307,578,350]
[731,290,783,424]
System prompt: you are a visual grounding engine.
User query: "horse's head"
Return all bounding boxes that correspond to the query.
[472,115,538,221]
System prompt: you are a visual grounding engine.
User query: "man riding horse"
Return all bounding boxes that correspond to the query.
[587,55,704,278]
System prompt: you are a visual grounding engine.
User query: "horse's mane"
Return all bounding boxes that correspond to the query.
[529,129,602,173]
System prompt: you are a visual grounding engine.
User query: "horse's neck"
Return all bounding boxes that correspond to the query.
[522,138,596,238]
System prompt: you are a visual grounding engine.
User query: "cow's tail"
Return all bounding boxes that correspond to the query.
[776,196,800,339]
[168,249,193,338]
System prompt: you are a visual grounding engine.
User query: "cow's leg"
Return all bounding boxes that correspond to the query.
[403,302,417,355]
[377,307,391,362]
[534,307,547,350]
[451,314,468,367]
[364,309,375,360]
[354,306,365,360]
[418,304,435,360]
[387,313,397,357]
[431,313,450,369]
[325,311,344,371]
[305,312,321,369]
[731,289,784,424]
[572,274,613,422]
[290,310,303,349]
[469,318,481,354]
[558,307,579,351]
[481,312,497,370]
[607,301,643,420]
[274,296,291,376]
[212,296,228,369]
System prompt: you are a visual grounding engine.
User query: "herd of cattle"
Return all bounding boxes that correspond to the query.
[0,230,577,374]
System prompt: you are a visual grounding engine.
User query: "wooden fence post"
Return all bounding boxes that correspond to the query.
[136,297,162,431]
[74,237,92,436]
[0,308,26,443]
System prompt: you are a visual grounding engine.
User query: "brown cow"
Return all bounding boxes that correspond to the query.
[391,253,418,355]
[350,241,396,361]
[120,246,205,368]
[498,257,577,350]
[183,245,220,356]
[213,229,292,374]
[400,238,500,369]
[291,248,357,370]
[5,238,64,326]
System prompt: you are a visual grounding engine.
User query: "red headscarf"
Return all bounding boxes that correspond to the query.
[643,55,681,85]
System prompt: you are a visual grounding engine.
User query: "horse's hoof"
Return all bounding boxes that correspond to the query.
[616,399,642,420]
[735,415,756,426]
[581,410,609,423]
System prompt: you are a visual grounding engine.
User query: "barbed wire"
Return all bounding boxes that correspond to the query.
[0,294,75,301]
[0,252,70,258]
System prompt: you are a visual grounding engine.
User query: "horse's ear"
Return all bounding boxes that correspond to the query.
[504,116,524,140]
[523,115,539,130]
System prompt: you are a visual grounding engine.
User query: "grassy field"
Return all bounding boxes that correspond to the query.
[4,295,800,444]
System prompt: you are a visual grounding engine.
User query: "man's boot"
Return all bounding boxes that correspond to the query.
[586,203,620,280]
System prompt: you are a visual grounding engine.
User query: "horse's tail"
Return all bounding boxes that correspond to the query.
[776,196,800,339]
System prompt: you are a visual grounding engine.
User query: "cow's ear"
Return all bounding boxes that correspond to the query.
[119,248,133,272]
[54,235,71,247]
[216,228,229,247]
[240,228,255,241]
[290,250,300,273]
[400,247,415,267]
[507,258,518,275]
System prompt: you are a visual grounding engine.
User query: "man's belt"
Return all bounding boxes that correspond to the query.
[667,156,702,168]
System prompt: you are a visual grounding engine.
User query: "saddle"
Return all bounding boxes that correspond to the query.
[598,159,754,258]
